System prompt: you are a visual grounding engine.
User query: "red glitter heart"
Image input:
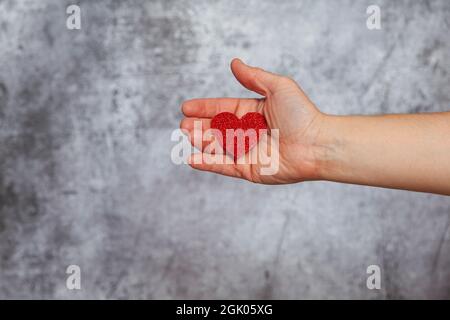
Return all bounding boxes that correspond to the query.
[210,112,268,161]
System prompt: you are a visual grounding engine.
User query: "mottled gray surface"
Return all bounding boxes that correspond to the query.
[0,0,449,299]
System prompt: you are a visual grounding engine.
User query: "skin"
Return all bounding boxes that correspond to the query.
[180,58,450,196]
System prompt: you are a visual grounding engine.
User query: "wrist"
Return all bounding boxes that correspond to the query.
[311,114,347,182]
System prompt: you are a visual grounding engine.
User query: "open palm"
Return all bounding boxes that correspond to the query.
[181,59,325,184]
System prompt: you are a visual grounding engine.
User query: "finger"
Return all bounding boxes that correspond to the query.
[180,117,211,131]
[188,153,243,179]
[182,98,260,118]
[230,58,284,96]
[180,118,224,153]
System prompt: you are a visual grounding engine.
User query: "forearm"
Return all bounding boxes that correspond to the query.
[315,112,450,195]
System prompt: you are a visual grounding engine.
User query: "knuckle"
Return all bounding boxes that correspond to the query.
[280,76,297,86]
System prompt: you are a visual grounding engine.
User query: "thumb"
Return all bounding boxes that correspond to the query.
[230,58,284,96]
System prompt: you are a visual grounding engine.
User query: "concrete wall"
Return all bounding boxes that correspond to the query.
[0,0,449,299]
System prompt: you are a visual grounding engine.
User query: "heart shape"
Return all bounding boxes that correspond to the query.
[210,112,268,161]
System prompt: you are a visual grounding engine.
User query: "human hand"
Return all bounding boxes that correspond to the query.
[180,58,326,184]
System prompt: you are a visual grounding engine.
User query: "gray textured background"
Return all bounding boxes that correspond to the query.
[0,0,449,299]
